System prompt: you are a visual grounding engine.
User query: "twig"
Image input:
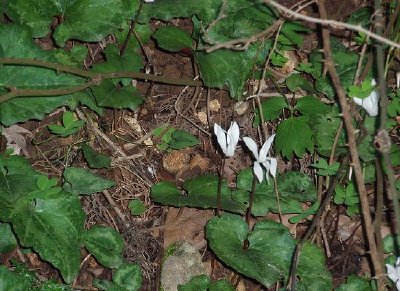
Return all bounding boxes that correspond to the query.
[0,57,203,102]
[264,0,400,49]
[375,0,400,256]
[318,0,385,286]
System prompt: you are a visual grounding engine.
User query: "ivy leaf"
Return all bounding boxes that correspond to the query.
[336,274,374,291]
[168,130,199,149]
[153,26,193,52]
[0,154,85,283]
[286,74,315,93]
[294,96,331,116]
[310,159,340,176]
[63,167,115,195]
[54,0,133,46]
[253,97,289,125]
[206,215,332,288]
[91,81,144,110]
[48,111,84,137]
[195,42,271,99]
[0,266,30,290]
[275,116,314,158]
[0,24,86,126]
[311,107,346,157]
[83,225,124,269]
[128,199,146,216]
[348,78,375,98]
[0,223,18,253]
[150,176,244,214]
[92,44,143,86]
[81,144,111,169]
[113,263,142,291]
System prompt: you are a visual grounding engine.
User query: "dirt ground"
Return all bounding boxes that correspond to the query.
[1,1,399,290]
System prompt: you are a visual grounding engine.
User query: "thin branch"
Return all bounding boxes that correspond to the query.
[318,0,385,285]
[0,80,97,103]
[0,57,203,102]
[265,0,400,49]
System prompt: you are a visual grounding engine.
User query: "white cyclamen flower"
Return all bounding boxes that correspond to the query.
[243,135,277,183]
[387,257,400,290]
[214,122,240,157]
[353,78,378,117]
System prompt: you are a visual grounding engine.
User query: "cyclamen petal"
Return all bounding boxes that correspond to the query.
[243,135,277,183]
[269,157,278,178]
[243,137,259,160]
[214,122,240,157]
[253,162,264,183]
[226,122,240,156]
[353,79,378,117]
[259,134,276,163]
[387,257,400,291]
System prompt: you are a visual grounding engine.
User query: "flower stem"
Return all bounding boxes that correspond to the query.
[273,177,282,223]
[246,174,257,226]
[216,158,226,217]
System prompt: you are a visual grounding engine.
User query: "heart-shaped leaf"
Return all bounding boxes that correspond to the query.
[206,214,332,289]
[206,214,295,287]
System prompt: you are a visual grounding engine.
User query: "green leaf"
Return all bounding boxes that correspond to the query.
[195,42,271,99]
[286,74,315,93]
[152,124,176,151]
[82,144,111,169]
[336,274,373,291]
[63,167,115,195]
[0,24,86,126]
[0,223,18,253]
[348,78,375,98]
[295,96,331,116]
[91,81,144,110]
[151,177,244,214]
[206,214,331,289]
[169,130,199,149]
[311,42,369,99]
[235,169,315,216]
[113,263,142,291]
[278,171,317,202]
[203,3,276,44]
[139,0,220,25]
[289,202,319,224]
[128,199,146,216]
[48,111,84,137]
[153,26,193,52]
[310,159,340,176]
[83,226,124,269]
[0,154,85,283]
[206,215,294,287]
[254,97,289,125]
[275,116,314,158]
[0,266,30,290]
[296,242,333,290]
[383,234,400,254]
[311,107,346,157]
[52,0,132,46]
[92,44,143,86]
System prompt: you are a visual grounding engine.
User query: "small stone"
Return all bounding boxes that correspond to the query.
[197,111,208,125]
[189,154,210,172]
[143,138,153,146]
[234,101,249,115]
[162,150,190,174]
[161,241,206,291]
[209,99,220,112]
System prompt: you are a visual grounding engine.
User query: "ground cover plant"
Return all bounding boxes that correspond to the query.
[0,0,400,290]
